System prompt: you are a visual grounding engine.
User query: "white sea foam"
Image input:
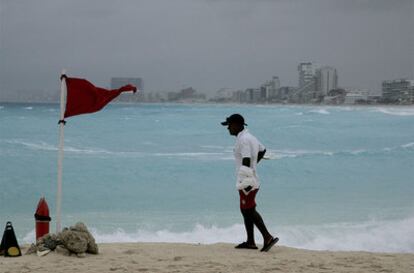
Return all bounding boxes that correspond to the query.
[90,224,245,245]
[265,146,413,160]
[382,143,414,152]
[5,138,411,161]
[266,149,334,160]
[3,139,232,159]
[337,106,355,111]
[22,229,36,244]
[349,149,367,155]
[65,146,115,154]
[280,216,414,253]
[374,107,414,116]
[401,142,414,149]
[200,145,226,150]
[154,152,231,160]
[5,140,57,151]
[21,217,413,253]
[308,109,330,115]
[96,215,413,253]
[4,139,115,154]
[24,106,33,110]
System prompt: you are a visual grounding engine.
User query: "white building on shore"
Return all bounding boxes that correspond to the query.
[316,66,338,96]
[382,79,414,104]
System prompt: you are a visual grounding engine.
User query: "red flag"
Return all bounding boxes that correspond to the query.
[63,77,137,118]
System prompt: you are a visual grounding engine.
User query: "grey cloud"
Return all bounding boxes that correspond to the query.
[0,0,413,98]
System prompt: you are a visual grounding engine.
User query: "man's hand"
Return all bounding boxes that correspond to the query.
[242,157,251,167]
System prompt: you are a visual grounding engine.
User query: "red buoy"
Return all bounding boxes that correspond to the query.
[34,197,51,241]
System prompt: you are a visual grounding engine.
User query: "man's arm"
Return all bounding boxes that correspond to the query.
[243,148,266,167]
[257,149,266,163]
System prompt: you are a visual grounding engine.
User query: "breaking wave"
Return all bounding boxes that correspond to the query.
[308,109,330,115]
[21,216,414,253]
[373,107,414,116]
[280,216,414,253]
[4,139,413,160]
[88,215,414,253]
[265,143,414,160]
[4,140,57,151]
[401,142,414,149]
[1,139,232,159]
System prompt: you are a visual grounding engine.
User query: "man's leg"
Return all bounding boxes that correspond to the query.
[250,207,279,252]
[249,207,272,243]
[241,208,255,245]
[237,190,258,248]
[240,189,272,243]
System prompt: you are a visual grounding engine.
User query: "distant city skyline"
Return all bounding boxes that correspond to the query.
[0,60,413,105]
[0,0,413,100]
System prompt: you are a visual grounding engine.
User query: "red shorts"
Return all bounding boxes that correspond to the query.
[239,189,258,209]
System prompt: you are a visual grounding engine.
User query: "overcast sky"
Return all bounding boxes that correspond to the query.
[0,0,413,95]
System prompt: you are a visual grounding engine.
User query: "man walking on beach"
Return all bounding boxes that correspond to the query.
[221,114,278,252]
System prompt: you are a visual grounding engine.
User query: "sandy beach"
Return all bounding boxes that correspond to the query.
[1,243,413,273]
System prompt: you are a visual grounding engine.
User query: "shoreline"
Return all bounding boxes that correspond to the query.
[1,242,413,273]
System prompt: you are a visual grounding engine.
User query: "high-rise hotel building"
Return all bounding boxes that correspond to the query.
[316,66,338,96]
[298,62,317,88]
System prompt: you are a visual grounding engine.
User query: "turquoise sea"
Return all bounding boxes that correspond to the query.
[0,103,413,253]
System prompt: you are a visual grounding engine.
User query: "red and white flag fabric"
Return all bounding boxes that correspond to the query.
[63,77,137,118]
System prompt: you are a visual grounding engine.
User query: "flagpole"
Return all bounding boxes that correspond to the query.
[56,69,67,233]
